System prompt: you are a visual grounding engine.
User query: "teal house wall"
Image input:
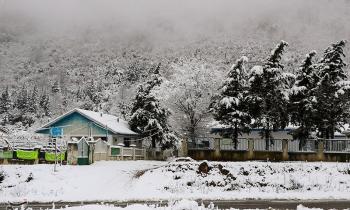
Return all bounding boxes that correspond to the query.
[35,108,140,147]
[37,112,111,137]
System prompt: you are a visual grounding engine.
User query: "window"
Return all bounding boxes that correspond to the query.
[124,138,130,147]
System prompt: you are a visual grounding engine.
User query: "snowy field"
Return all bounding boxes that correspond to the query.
[10,201,326,210]
[1,160,350,203]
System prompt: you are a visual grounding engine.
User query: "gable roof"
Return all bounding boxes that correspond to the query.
[36,108,137,135]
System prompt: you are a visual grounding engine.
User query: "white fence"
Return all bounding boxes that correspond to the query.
[254,139,283,151]
[220,138,248,151]
[109,146,146,160]
[324,139,350,153]
[288,140,317,152]
[187,137,215,150]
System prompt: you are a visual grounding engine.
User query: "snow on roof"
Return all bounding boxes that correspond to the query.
[37,108,138,135]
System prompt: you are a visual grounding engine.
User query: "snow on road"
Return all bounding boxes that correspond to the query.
[1,160,350,203]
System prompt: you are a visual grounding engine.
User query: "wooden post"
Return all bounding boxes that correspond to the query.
[282,139,289,161]
[121,147,124,161]
[3,158,9,165]
[317,139,325,161]
[248,138,254,160]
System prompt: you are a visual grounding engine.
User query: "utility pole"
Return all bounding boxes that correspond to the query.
[54,137,58,172]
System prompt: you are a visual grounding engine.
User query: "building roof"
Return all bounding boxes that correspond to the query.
[36,108,138,135]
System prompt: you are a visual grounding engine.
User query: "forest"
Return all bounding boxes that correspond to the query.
[0,0,350,147]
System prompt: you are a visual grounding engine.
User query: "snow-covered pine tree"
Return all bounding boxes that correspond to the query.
[248,40,291,150]
[16,86,28,112]
[39,92,51,117]
[290,51,318,149]
[129,64,177,149]
[313,40,350,139]
[85,80,102,109]
[0,87,11,114]
[27,86,39,113]
[211,56,251,149]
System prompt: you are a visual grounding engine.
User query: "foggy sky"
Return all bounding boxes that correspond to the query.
[1,0,349,49]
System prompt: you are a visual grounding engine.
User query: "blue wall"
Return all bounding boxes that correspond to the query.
[37,112,110,137]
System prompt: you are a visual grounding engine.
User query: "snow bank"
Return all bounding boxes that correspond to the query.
[14,201,334,210]
[1,161,350,203]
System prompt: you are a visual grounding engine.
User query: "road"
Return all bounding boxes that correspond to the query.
[1,199,350,209]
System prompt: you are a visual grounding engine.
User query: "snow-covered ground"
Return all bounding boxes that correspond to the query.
[12,202,325,210]
[1,161,350,203]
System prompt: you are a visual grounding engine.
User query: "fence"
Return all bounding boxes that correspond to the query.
[324,139,350,153]
[220,138,248,151]
[254,139,283,151]
[288,139,317,152]
[109,146,146,160]
[186,137,350,162]
[187,137,215,150]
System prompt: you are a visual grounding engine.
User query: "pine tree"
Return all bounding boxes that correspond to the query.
[211,56,251,149]
[27,86,39,113]
[313,40,350,139]
[0,87,11,114]
[248,40,291,150]
[16,86,28,111]
[290,51,318,149]
[129,66,177,149]
[85,80,102,106]
[39,92,51,117]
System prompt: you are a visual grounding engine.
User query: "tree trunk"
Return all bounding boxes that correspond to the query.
[234,123,238,150]
[265,121,270,151]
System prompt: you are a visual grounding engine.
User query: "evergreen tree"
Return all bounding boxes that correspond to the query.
[0,87,11,114]
[129,66,177,149]
[248,40,291,150]
[27,86,39,113]
[39,92,51,117]
[16,86,28,111]
[85,80,102,107]
[211,56,251,149]
[313,40,350,139]
[290,51,318,149]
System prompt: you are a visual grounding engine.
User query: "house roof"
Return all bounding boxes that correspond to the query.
[36,108,138,135]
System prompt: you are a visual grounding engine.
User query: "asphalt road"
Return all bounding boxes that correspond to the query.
[1,199,350,210]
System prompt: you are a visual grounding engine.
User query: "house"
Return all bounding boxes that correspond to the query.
[35,108,140,147]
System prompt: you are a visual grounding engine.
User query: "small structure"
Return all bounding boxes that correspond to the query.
[67,137,90,165]
[35,108,139,147]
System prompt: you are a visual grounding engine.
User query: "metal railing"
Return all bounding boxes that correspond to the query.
[324,139,350,153]
[187,137,215,150]
[220,138,248,151]
[288,139,317,152]
[254,139,283,151]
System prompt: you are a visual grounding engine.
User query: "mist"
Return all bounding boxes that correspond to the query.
[1,0,350,49]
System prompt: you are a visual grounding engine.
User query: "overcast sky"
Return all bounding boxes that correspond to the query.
[1,0,349,50]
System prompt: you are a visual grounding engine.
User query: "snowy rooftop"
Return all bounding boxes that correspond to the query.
[37,108,138,135]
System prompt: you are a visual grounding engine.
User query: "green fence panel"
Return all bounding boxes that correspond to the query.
[0,151,13,159]
[111,147,120,156]
[45,152,66,162]
[16,150,39,160]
